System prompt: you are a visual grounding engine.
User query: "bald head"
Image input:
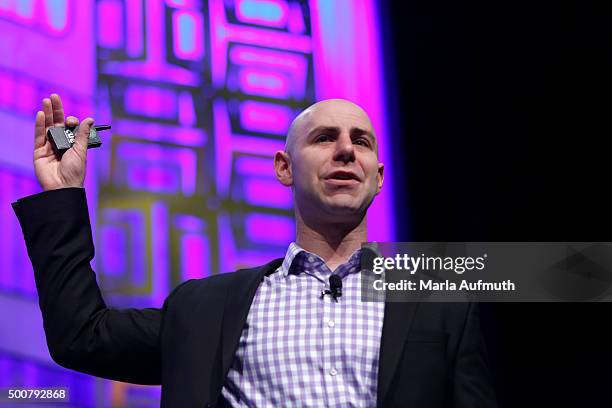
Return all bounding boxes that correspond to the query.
[285,99,378,157]
[273,98,385,224]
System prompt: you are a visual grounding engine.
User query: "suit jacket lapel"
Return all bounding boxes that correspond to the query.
[377,300,420,408]
[220,258,284,381]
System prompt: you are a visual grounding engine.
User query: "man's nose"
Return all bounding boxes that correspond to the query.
[333,135,355,163]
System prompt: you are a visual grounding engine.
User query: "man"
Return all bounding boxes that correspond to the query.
[13,94,497,407]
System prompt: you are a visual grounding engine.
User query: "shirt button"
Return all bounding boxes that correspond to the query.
[327,320,335,328]
[330,368,337,376]
[308,256,315,262]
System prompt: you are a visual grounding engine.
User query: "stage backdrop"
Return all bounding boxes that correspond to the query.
[0,0,393,406]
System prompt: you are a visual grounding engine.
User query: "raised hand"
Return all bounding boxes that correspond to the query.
[33,94,94,191]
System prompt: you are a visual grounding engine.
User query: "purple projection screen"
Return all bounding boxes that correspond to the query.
[0,0,393,406]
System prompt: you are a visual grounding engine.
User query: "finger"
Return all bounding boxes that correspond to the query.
[34,111,47,149]
[42,98,53,129]
[74,117,94,155]
[65,116,80,127]
[50,93,65,127]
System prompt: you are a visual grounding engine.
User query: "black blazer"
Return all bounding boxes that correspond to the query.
[13,188,497,407]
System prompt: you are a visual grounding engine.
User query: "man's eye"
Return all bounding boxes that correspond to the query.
[354,138,369,147]
[316,135,331,142]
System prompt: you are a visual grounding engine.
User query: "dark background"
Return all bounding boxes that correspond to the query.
[381,0,612,406]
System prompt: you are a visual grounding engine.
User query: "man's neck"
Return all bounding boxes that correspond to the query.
[294,210,367,271]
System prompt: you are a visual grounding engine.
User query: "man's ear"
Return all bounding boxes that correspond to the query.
[274,150,293,186]
[375,162,384,194]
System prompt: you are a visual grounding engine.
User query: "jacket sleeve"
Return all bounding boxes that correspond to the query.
[12,187,186,385]
[452,302,498,407]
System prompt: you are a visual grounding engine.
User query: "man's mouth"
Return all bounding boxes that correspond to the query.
[326,171,360,180]
[324,171,360,186]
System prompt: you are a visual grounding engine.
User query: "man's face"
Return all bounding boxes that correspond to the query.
[279,99,384,220]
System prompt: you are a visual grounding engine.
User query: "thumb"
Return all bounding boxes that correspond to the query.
[74,118,94,155]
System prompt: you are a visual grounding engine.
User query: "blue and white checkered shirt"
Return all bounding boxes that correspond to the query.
[221,242,385,407]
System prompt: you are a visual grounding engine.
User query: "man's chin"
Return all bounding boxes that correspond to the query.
[321,198,365,216]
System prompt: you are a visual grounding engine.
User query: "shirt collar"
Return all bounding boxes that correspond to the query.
[279,242,305,276]
[279,241,380,277]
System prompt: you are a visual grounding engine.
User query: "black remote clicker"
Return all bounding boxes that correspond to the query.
[47,125,110,154]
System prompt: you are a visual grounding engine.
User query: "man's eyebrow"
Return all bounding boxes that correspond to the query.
[307,126,340,139]
[306,126,375,141]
